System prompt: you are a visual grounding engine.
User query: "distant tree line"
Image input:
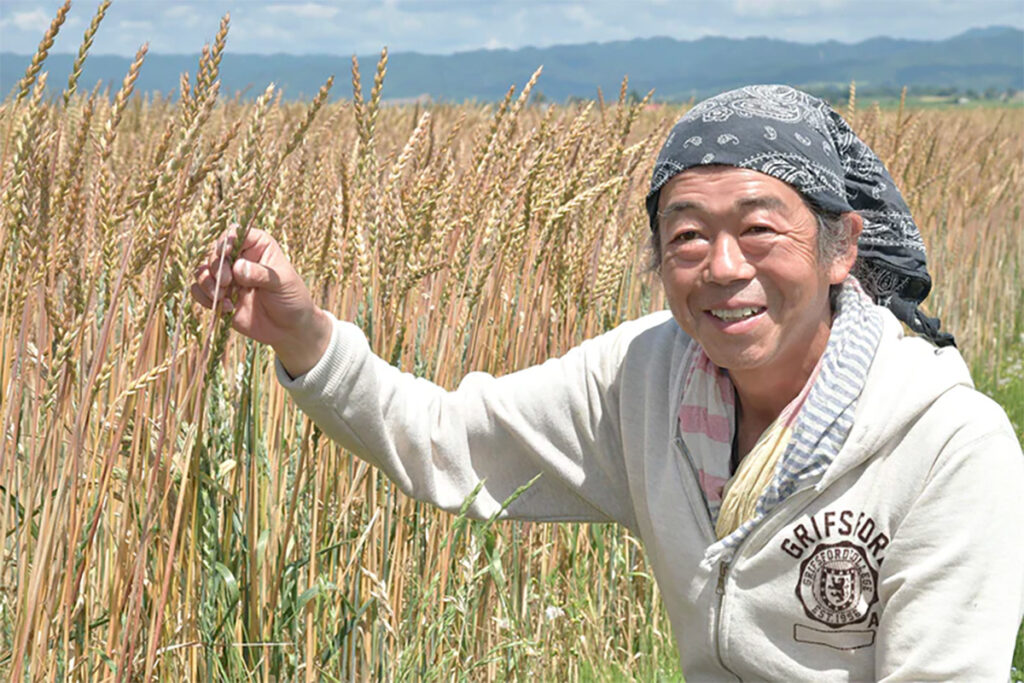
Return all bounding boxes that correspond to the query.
[544,85,1021,107]
[802,84,1021,104]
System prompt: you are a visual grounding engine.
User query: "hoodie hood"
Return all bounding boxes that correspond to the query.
[817,309,974,491]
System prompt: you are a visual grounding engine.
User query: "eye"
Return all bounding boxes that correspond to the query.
[743,224,775,236]
[673,229,702,243]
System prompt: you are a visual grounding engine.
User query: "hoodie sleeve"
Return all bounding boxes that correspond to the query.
[274,311,651,529]
[874,392,1024,682]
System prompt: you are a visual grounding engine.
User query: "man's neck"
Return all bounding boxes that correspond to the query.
[729,325,831,456]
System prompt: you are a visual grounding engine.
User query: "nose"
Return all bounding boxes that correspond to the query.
[706,233,754,284]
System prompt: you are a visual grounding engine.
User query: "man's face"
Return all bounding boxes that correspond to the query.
[657,166,852,380]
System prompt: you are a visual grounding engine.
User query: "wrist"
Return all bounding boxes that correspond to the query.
[273,307,332,379]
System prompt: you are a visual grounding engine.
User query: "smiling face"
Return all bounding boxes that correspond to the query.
[657,166,857,395]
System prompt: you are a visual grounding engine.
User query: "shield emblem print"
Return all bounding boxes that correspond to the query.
[819,565,859,612]
[797,541,879,627]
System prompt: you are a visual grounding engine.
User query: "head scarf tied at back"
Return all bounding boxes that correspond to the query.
[646,84,954,347]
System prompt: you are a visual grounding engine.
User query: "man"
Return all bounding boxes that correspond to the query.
[192,85,1023,679]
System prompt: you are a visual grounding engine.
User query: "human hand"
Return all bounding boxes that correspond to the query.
[190,227,332,377]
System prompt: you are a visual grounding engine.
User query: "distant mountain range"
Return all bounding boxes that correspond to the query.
[2,26,1022,102]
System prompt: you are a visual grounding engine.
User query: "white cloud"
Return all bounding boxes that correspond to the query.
[454,14,481,30]
[6,9,52,33]
[732,0,850,17]
[265,3,340,20]
[164,5,193,17]
[2,0,1019,57]
[563,4,601,30]
[233,21,295,43]
[163,6,203,27]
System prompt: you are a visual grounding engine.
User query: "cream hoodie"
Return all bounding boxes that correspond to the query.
[276,307,1024,681]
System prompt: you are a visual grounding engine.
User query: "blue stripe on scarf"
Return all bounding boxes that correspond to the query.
[704,279,884,561]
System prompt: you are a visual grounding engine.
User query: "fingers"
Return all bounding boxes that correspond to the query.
[214,234,234,259]
[231,258,280,291]
[194,259,234,295]
[214,225,269,260]
[191,252,274,313]
[189,282,234,312]
[191,225,282,314]
[203,225,280,276]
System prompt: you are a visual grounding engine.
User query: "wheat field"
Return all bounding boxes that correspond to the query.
[1,5,1022,681]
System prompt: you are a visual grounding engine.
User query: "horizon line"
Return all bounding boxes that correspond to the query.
[2,23,1020,59]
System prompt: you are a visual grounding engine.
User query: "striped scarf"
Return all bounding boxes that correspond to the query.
[677,278,884,566]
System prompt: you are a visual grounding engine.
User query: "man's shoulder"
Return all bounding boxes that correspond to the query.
[864,307,1020,459]
[868,307,973,391]
[607,310,680,341]
[584,310,686,363]
[558,310,688,397]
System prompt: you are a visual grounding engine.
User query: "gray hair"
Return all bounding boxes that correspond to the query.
[812,204,855,310]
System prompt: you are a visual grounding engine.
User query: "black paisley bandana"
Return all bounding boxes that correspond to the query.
[646,84,954,347]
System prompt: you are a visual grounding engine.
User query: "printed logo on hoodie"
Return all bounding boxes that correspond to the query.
[796,541,877,628]
[781,509,889,644]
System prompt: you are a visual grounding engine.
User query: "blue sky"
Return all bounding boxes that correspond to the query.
[2,0,1023,56]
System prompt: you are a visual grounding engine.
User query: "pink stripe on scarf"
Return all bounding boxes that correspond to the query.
[679,405,732,443]
[699,469,729,502]
[716,372,735,406]
[693,350,735,406]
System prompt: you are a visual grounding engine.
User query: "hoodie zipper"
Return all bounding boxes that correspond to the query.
[711,484,820,680]
[673,436,742,679]
[675,431,829,679]
[714,560,741,681]
[673,436,717,540]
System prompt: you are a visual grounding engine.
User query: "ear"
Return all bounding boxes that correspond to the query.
[828,212,862,284]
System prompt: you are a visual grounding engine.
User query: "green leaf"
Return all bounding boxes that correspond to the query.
[212,561,240,605]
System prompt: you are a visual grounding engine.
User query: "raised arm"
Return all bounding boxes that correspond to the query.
[274,311,643,525]
[191,228,641,527]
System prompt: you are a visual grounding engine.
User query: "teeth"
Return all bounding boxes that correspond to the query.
[710,306,761,322]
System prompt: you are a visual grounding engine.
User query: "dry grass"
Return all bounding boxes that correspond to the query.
[1,8,1021,681]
